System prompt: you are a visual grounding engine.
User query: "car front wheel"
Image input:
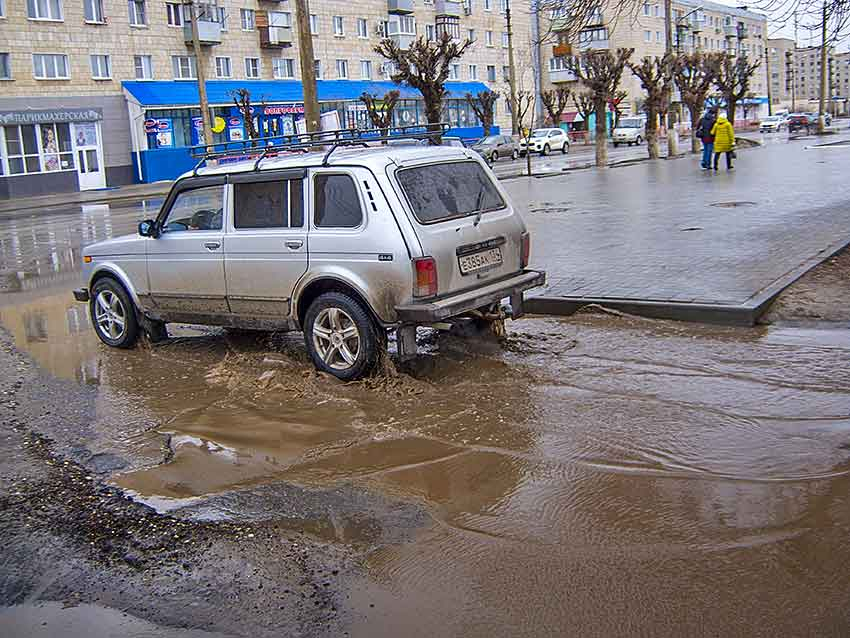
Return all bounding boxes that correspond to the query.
[511,149,519,160]
[541,144,550,156]
[635,136,643,145]
[89,278,140,348]
[490,150,499,164]
[304,292,382,380]
[561,141,568,154]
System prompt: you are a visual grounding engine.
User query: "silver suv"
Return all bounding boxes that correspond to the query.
[73,140,545,379]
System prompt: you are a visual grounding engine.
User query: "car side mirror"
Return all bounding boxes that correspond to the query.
[138,219,156,237]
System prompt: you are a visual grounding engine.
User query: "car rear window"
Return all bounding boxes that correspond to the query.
[396,161,505,224]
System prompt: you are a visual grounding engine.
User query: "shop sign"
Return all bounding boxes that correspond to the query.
[144,118,174,148]
[0,108,103,125]
[264,104,305,116]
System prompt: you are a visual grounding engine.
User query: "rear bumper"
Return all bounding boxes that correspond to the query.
[73,288,90,302]
[395,270,546,323]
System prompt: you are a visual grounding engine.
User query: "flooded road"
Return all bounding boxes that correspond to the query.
[2,200,850,637]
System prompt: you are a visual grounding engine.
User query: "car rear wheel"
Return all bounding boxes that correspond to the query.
[304,292,382,380]
[490,150,499,164]
[511,149,519,160]
[561,141,568,154]
[541,144,550,156]
[89,278,139,348]
[636,136,643,145]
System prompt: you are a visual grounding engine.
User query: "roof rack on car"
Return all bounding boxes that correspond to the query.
[188,123,450,176]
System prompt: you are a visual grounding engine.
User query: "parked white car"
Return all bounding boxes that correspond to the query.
[759,115,786,133]
[519,128,570,156]
[612,117,646,147]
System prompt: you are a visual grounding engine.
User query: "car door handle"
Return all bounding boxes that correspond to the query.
[204,241,221,251]
[285,240,303,250]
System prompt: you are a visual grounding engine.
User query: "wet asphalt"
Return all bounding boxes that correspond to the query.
[2,135,850,637]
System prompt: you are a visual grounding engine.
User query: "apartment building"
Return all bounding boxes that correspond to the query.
[766,37,795,105]
[542,0,769,122]
[767,43,849,113]
[0,0,530,198]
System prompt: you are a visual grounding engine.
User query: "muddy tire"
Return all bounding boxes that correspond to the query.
[303,292,381,380]
[89,277,140,349]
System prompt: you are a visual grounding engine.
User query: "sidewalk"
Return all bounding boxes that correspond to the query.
[511,131,850,325]
[0,180,172,215]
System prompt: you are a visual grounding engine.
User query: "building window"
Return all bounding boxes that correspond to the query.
[240,8,254,31]
[272,58,294,79]
[426,24,435,41]
[468,64,477,80]
[448,63,459,80]
[485,30,493,46]
[84,0,104,23]
[644,30,651,42]
[134,55,153,79]
[26,0,63,20]
[656,30,662,42]
[215,56,231,78]
[653,4,659,17]
[360,59,371,79]
[269,10,290,27]
[218,5,227,29]
[314,59,321,79]
[502,65,510,81]
[487,64,496,81]
[502,32,509,48]
[310,14,318,34]
[90,54,111,79]
[336,59,348,79]
[32,53,69,79]
[643,2,650,16]
[4,123,74,174]
[128,0,146,26]
[467,28,475,41]
[0,53,11,80]
[499,0,507,13]
[484,0,492,10]
[172,55,196,79]
[333,15,344,36]
[437,16,460,39]
[166,2,181,25]
[245,57,260,78]
[0,0,5,17]
[357,17,368,38]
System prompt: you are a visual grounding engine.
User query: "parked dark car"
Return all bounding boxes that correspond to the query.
[788,112,831,133]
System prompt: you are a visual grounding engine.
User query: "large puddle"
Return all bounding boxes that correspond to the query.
[4,199,850,636]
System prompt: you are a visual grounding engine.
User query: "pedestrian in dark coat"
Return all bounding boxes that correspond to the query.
[695,108,717,169]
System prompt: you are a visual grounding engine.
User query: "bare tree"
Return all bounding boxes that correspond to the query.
[359,90,401,141]
[229,88,259,144]
[466,90,500,136]
[714,54,761,125]
[515,91,537,176]
[608,89,628,129]
[673,51,725,153]
[573,91,596,140]
[541,87,572,126]
[566,48,634,167]
[627,53,674,159]
[375,32,472,142]
[534,1,643,48]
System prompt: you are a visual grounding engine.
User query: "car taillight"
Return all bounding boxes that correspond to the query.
[413,257,438,298]
[520,232,531,269]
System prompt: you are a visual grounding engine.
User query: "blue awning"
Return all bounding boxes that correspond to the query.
[123,79,493,108]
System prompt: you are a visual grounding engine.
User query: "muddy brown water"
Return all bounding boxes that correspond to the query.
[3,200,850,636]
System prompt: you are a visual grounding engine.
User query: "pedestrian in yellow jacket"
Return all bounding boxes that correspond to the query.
[710,115,735,170]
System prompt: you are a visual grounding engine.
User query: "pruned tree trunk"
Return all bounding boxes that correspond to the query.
[645,108,660,159]
[688,105,701,154]
[594,98,608,167]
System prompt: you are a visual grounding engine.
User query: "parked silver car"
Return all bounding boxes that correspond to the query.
[74,141,545,380]
[470,134,520,164]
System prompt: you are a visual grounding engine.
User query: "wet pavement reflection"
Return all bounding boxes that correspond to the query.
[2,199,850,636]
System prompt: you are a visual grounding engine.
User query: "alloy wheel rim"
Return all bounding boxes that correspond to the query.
[94,290,126,340]
[312,307,360,371]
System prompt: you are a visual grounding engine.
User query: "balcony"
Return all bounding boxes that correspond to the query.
[551,13,571,32]
[388,0,414,14]
[723,24,737,38]
[260,25,292,47]
[435,0,463,18]
[550,68,577,83]
[387,18,415,50]
[183,20,222,45]
[737,26,749,39]
[578,27,609,51]
[579,38,610,51]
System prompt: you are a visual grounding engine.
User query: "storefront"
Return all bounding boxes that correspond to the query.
[0,107,108,199]
[124,79,497,184]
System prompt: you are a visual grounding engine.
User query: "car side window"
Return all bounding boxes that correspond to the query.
[234,179,304,229]
[162,185,223,233]
[314,174,363,229]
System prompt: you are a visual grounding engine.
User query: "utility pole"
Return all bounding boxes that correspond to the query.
[765,46,773,115]
[294,0,320,133]
[818,1,828,133]
[505,1,519,135]
[663,0,679,156]
[186,0,212,147]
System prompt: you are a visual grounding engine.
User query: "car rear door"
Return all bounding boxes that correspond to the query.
[392,158,525,298]
[224,170,308,318]
[148,177,228,315]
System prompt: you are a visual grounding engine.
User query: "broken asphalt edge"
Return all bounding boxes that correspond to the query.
[526,235,850,327]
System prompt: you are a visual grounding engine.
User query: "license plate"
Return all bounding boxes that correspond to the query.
[458,247,503,275]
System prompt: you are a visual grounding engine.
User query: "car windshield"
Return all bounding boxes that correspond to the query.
[618,119,643,128]
[531,130,549,138]
[762,117,779,122]
[397,160,505,224]
[480,136,501,144]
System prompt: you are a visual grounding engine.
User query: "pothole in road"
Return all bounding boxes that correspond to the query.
[710,201,758,208]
